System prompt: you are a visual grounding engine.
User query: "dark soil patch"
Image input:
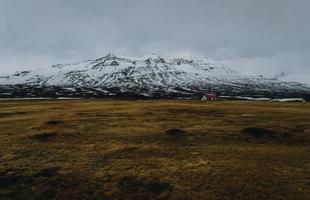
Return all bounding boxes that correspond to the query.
[34,167,59,178]
[118,176,172,194]
[243,127,275,139]
[46,120,63,126]
[146,181,172,194]
[290,125,306,133]
[0,111,28,118]
[157,129,197,146]
[118,176,143,192]
[39,188,57,200]
[50,107,64,110]
[0,171,33,188]
[76,112,109,117]
[30,132,57,142]
[165,129,188,137]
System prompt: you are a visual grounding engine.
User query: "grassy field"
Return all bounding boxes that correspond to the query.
[0,99,309,200]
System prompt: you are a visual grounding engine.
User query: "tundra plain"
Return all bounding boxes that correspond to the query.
[0,100,309,200]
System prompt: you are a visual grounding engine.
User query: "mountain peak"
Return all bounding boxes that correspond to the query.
[105,53,117,58]
[141,53,163,60]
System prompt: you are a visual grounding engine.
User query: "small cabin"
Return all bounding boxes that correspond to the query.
[201,92,219,101]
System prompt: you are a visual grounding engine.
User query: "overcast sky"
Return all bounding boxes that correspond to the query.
[0,0,309,80]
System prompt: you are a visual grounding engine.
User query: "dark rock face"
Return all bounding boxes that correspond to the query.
[0,84,309,100]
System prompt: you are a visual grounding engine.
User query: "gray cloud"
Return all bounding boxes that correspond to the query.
[0,0,309,80]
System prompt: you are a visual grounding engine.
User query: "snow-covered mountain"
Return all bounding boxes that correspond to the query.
[0,53,310,99]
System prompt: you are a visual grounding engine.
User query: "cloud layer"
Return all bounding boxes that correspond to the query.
[0,0,309,80]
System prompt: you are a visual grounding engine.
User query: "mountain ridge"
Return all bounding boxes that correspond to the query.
[0,53,310,100]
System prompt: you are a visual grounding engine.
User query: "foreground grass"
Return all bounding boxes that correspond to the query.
[0,99,309,200]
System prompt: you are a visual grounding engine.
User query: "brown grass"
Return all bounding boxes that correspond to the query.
[0,99,310,199]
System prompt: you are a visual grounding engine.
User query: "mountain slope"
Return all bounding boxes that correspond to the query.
[0,53,310,99]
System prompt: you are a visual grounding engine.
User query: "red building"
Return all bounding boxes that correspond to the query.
[201,92,219,101]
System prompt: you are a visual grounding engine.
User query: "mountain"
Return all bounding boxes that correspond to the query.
[0,53,310,99]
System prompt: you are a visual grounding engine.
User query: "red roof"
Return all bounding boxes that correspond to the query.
[205,93,218,97]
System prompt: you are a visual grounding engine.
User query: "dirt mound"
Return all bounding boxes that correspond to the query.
[243,127,275,139]
[46,120,63,126]
[165,129,188,137]
[30,132,57,142]
[147,181,172,194]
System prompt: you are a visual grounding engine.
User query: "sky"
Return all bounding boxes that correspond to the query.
[0,0,309,82]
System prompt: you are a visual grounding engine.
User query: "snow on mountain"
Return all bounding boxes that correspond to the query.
[277,73,310,85]
[0,53,310,99]
[0,53,241,86]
